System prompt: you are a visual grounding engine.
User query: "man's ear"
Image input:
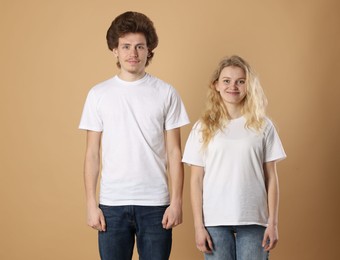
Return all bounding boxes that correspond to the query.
[113,48,118,58]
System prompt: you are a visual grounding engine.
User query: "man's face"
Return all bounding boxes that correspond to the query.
[114,33,149,79]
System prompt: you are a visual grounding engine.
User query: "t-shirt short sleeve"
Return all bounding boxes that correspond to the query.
[182,122,204,167]
[263,120,286,162]
[79,88,103,132]
[164,87,190,130]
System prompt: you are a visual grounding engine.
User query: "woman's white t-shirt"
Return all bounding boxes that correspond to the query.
[182,117,286,227]
[79,74,190,206]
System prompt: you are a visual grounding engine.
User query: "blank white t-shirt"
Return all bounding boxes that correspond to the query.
[182,117,286,227]
[79,74,190,206]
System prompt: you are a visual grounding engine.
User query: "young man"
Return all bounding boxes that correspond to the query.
[79,11,189,260]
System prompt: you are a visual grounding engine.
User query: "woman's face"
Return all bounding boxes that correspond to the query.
[215,66,247,108]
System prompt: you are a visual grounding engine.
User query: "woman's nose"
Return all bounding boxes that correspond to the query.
[231,81,238,88]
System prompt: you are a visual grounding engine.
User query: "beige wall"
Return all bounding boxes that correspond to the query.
[1,0,339,259]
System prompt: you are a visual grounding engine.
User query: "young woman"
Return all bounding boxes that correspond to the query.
[182,55,286,260]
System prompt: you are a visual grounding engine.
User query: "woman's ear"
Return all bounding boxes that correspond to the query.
[214,81,220,92]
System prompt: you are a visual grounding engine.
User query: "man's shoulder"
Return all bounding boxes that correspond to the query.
[85,76,117,99]
[91,76,115,91]
[146,74,173,91]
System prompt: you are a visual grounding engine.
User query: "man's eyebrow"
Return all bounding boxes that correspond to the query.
[120,42,146,46]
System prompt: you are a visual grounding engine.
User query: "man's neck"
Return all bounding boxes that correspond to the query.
[117,70,146,82]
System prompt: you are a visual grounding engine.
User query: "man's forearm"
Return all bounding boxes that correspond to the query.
[168,150,184,205]
[84,154,100,207]
[84,130,102,208]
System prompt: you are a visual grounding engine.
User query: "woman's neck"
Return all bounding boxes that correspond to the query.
[226,104,243,119]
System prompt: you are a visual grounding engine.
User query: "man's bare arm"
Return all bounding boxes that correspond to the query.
[84,130,106,231]
[162,128,184,229]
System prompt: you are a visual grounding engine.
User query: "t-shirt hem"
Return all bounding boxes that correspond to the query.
[79,125,103,132]
[165,120,190,131]
[265,154,287,163]
[182,158,204,167]
[99,200,171,206]
[205,221,268,228]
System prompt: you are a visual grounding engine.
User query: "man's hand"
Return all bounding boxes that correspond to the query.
[161,204,182,229]
[87,206,106,232]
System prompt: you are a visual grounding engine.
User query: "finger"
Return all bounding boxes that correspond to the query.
[262,233,269,248]
[100,215,106,232]
[203,247,212,254]
[172,221,182,228]
[263,244,269,251]
[197,246,204,253]
[263,239,271,251]
[264,243,272,251]
[166,219,175,229]
[162,215,168,229]
[91,224,99,231]
[207,236,214,251]
[90,224,96,230]
[263,239,272,251]
[271,240,278,250]
[88,221,99,230]
[202,246,212,254]
[267,239,278,251]
[197,240,212,254]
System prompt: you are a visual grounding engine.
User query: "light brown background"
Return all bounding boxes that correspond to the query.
[1,0,339,259]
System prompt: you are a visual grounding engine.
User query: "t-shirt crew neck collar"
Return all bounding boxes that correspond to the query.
[228,115,245,123]
[115,73,149,86]
[230,115,243,120]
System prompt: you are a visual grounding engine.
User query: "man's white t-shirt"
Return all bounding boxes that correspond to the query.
[79,73,190,206]
[182,116,286,227]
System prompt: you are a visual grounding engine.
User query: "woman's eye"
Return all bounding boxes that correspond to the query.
[239,80,245,84]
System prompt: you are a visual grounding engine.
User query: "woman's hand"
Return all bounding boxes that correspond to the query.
[195,226,214,254]
[262,224,278,251]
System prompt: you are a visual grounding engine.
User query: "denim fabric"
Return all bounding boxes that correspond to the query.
[98,205,172,260]
[205,225,269,260]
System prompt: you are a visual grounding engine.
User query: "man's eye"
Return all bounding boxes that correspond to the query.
[137,45,145,50]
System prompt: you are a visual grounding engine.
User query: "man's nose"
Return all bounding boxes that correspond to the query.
[130,48,138,56]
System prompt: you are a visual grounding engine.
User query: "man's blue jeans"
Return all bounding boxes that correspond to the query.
[98,205,172,260]
[205,225,269,260]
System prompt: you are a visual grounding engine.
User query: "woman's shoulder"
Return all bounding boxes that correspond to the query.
[191,120,203,130]
[262,116,281,135]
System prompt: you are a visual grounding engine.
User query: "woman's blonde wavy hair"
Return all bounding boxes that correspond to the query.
[200,55,268,148]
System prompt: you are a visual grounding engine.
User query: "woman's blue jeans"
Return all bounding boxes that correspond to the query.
[98,205,172,260]
[205,225,269,260]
